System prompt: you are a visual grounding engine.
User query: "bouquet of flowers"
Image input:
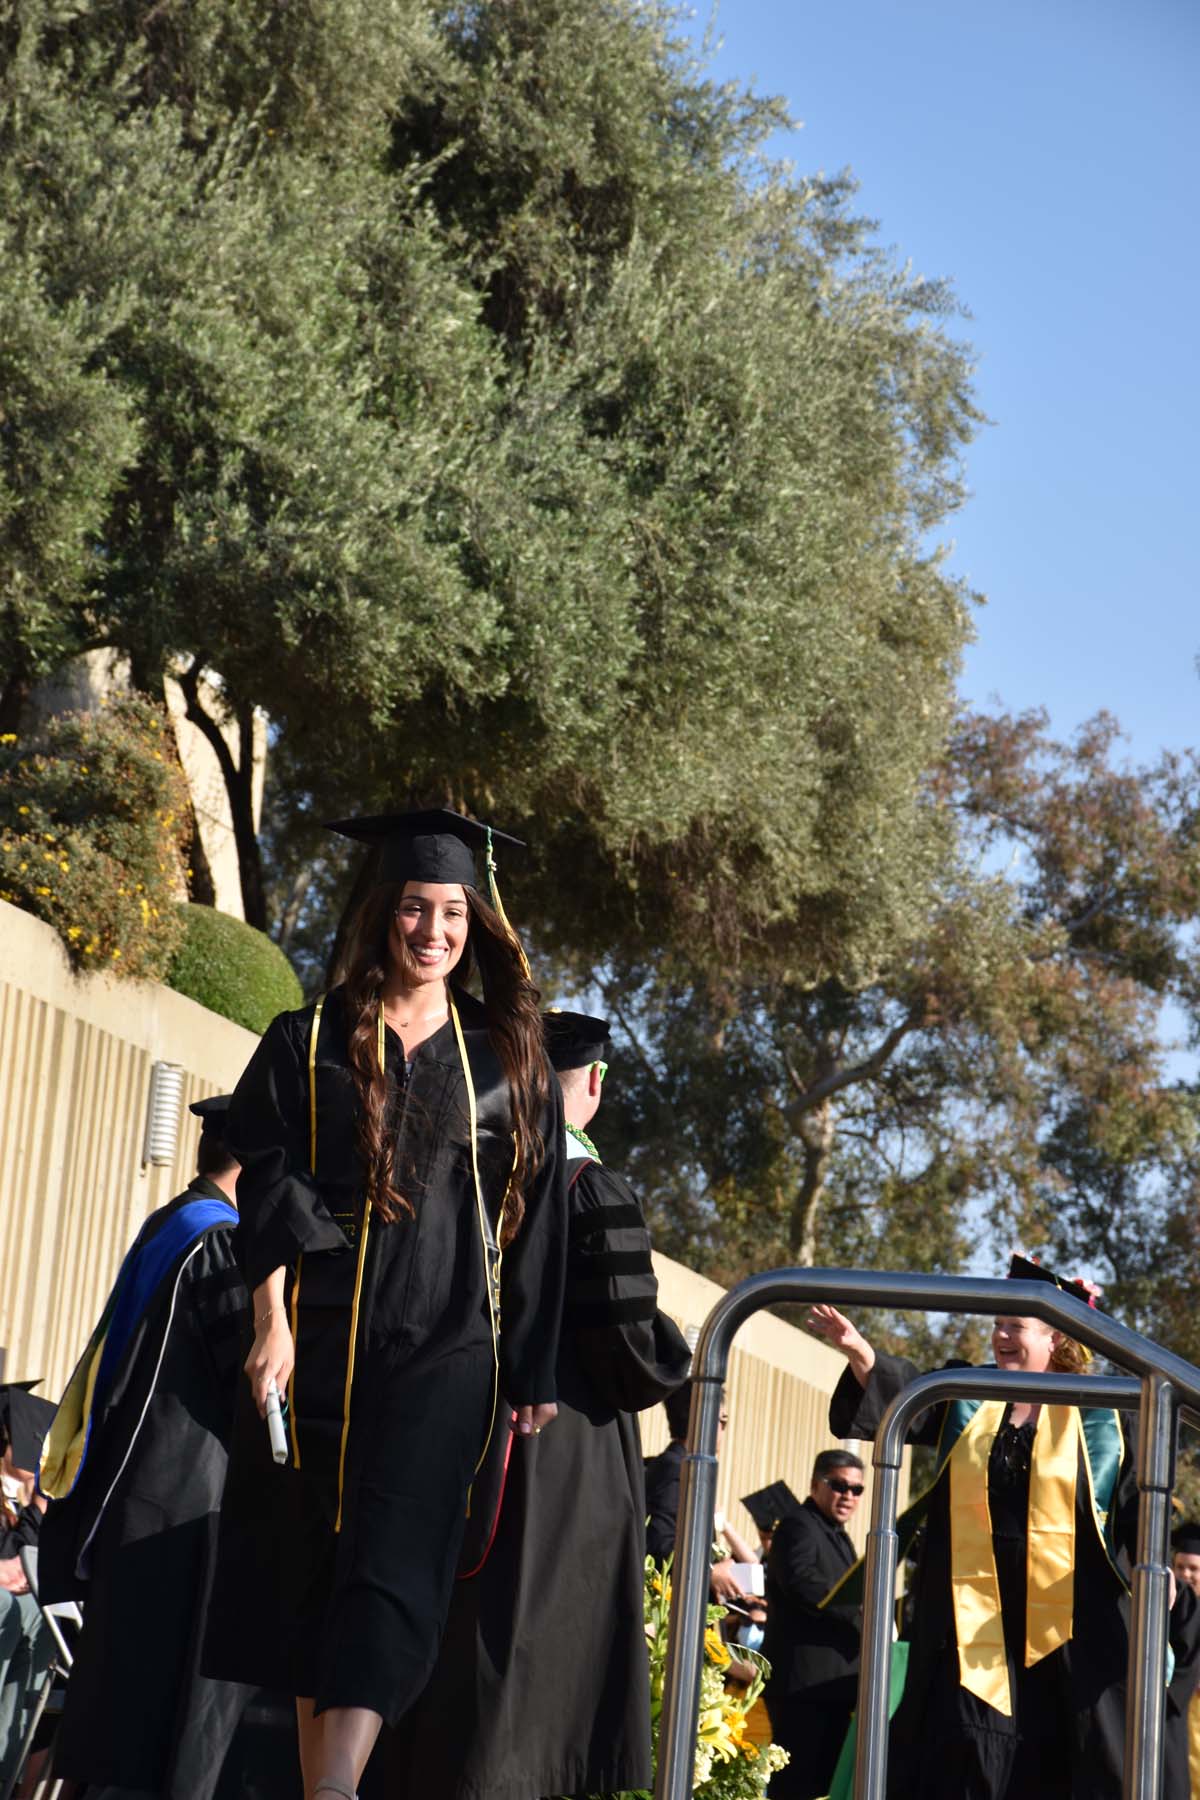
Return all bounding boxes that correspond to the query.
[638,1560,789,1799]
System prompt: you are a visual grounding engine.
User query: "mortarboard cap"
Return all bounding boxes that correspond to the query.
[325,808,524,892]
[543,1010,611,1072]
[741,1481,803,1532]
[189,1094,233,1143]
[1173,1522,1200,1555]
[0,1381,56,1475]
[1007,1252,1099,1311]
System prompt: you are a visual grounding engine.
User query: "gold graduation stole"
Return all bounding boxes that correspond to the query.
[949,1401,1082,1715]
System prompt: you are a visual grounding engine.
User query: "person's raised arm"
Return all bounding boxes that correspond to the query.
[807,1303,876,1387]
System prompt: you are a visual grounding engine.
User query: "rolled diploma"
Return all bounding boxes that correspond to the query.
[265,1380,289,1465]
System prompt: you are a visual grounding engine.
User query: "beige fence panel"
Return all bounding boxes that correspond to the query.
[0,901,258,1395]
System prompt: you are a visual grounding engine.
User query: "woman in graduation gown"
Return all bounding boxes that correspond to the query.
[390,1011,693,1800]
[204,810,568,1800]
[809,1257,1140,1800]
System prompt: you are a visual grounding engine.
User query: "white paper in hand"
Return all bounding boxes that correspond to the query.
[265,1381,289,1465]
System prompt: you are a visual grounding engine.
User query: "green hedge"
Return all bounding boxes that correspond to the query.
[166,903,303,1034]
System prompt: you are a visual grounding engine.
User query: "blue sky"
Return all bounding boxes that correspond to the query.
[685,0,1199,768]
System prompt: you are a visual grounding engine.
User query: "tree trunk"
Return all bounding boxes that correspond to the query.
[178,662,268,931]
[0,672,30,737]
[185,812,217,906]
[790,1098,835,1265]
[276,865,313,953]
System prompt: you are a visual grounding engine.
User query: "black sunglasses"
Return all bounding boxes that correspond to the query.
[822,1475,865,1498]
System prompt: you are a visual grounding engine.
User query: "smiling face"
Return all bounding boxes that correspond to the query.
[388,882,470,987]
[991,1315,1060,1374]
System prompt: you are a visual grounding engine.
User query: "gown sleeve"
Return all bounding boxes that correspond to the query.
[227,1009,349,1290]
[567,1163,692,1413]
[496,1079,570,1407]
[829,1348,950,1448]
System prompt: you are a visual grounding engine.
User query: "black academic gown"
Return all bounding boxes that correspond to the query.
[38,1179,250,1800]
[762,1498,861,1800]
[830,1353,1140,1800]
[645,1438,686,1565]
[204,985,568,1726]
[388,1150,692,1799]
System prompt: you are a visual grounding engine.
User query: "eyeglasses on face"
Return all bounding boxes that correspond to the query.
[822,1475,865,1498]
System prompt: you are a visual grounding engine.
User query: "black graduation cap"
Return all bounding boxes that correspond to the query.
[543,1010,611,1072]
[0,1381,56,1475]
[741,1481,803,1532]
[1173,1522,1200,1555]
[325,808,524,891]
[1007,1252,1098,1311]
[189,1094,232,1143]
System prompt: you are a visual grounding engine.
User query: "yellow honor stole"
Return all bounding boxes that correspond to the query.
[948,1401,1081,1716]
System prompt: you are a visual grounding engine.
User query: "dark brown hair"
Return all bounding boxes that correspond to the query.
[338,880,547,1244]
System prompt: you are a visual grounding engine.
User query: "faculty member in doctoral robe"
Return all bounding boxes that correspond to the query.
[39,1095,250,1800]
[390,1008,692,1799]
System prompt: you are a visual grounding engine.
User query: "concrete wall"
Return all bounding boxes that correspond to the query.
[0,900,258,1394]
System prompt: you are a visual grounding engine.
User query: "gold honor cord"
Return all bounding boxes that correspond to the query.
[484,826,532,983]
[332,1007,381,1533]
[449,994,503,1496]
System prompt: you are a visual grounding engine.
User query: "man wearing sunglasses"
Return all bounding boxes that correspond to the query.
[761,1449,866,1799]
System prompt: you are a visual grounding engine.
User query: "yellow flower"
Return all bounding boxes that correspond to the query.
[17,805,29,815]
[704,1629,731,1670]
[79,765,88,773]
[0,733,16,744]
[111,949,121,959]
[36,885,50,895]
[60,862,69,872]
[67,926,81,940]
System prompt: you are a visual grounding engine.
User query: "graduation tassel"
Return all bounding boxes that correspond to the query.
[485,825,532,982]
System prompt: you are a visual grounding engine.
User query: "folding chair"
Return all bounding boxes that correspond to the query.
[0,1547,81,1800]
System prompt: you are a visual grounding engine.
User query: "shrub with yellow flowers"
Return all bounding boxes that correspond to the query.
[572,1561,788,1800]
[0,695,190,979]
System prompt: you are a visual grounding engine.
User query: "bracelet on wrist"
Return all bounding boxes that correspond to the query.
[254,1308,279,1328]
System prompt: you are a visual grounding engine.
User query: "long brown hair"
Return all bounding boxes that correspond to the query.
[337,880,547,1244]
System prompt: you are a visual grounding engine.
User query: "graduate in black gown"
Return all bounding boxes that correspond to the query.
[38,1095,250,1800]
[809,1257,1144,1800]
[204,810,568,1800]
[391,1009,691,1799]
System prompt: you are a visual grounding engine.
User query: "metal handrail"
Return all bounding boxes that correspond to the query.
[653,1267,1198,1800]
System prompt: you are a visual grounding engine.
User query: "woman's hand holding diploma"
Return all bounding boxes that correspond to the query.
[246,1267,294,1417]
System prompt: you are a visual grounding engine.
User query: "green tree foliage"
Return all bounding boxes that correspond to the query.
[166,902,303,1033]
[0,694,189,975]
[578,710,1200,1355]
[0,0,979,970]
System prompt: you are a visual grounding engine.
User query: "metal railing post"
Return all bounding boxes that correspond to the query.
[1126,1373,1178,1800]
[655,1372,726,1800]
[853,1422,903,1800]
